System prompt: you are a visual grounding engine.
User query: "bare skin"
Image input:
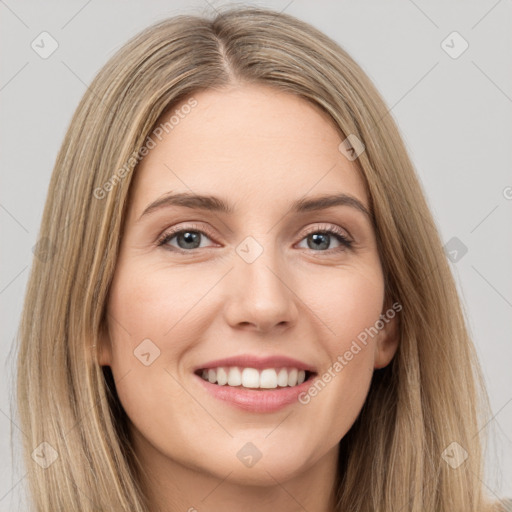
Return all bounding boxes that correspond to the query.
[99,83,399,512]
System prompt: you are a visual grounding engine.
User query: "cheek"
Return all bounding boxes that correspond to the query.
[106,264,216,364]
[104,268,211,453]
[297,262,384,432]
[307,260,385,347]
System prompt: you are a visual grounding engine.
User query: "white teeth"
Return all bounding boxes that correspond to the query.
[227,367,242,386]
[217,367,228,386]
[241,368,260,388]
[288,368,298,387]
[199,366,309,389]
[259,369,278,389]
[277,368,288,387]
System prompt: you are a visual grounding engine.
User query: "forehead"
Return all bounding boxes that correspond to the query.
[128,84,368,220]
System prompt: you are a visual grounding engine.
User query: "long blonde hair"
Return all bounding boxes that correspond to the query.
[15,6,498,511]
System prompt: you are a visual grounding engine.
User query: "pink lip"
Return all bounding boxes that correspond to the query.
[193,354,316,372]
[193,373,315,413]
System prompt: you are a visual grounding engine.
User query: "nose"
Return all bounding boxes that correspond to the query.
[222,240,299,334]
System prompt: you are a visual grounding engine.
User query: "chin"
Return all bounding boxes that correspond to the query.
[197,440,318,486]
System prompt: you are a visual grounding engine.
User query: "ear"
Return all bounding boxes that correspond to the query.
[373,301,401,369]
[96,322,113,367]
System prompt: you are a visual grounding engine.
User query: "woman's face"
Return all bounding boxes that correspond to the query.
[99,84,398,491]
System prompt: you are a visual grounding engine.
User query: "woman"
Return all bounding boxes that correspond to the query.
[15,6,503,511]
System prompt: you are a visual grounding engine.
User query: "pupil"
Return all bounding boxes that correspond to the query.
[309,233,329,250]
[179,231,200,249]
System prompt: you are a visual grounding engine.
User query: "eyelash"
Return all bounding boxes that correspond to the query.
[156,223,353,254]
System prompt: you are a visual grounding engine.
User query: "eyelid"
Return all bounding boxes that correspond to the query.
[300,223,351,241]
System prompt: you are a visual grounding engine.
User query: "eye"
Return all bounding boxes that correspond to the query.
[156,223,353,253]
[296,225,353,252]
[157,224,217,252]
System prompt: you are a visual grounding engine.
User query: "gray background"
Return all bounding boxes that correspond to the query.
[1,0,511,509]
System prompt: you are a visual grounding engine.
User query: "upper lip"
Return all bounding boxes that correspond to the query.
[193,354,317,373]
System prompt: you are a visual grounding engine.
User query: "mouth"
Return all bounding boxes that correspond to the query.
[194,366,317,390]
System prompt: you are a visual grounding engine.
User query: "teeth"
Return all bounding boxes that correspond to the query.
[227,367,242,386]
[198,366,309,389]
[277,368,288,387]
[259,369,277,389]
[217,367,228,386]
[242,368,260,388]
[288,368,298,386]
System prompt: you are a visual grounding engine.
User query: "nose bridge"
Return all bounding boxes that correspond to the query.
[224,233,298,331]
[236,233,288,297]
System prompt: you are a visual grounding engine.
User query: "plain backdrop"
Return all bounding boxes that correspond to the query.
[1,0,511,509]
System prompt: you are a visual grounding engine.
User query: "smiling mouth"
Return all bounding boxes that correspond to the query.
[195,366,316,389]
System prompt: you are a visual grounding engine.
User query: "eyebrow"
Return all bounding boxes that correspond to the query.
[137,191,371,222]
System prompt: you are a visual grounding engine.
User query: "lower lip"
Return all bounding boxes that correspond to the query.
[194,373,315,413]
